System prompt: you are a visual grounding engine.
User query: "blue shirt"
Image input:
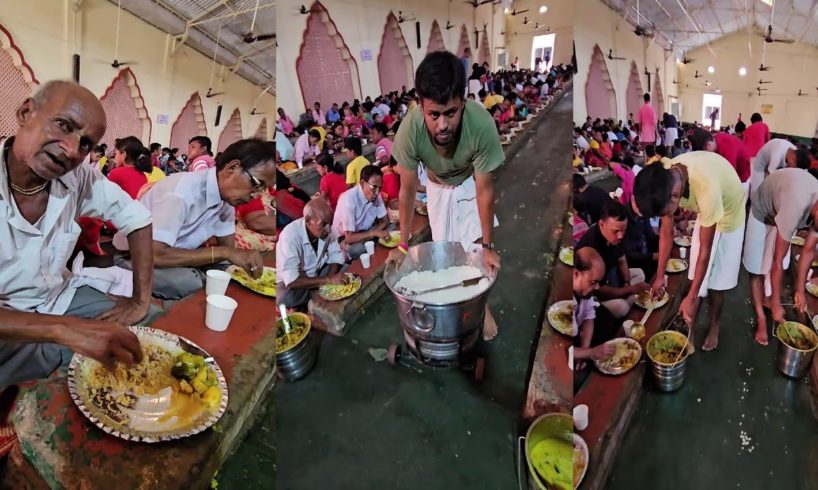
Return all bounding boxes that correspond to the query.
[327,108,341,124]
[275,130,294,161]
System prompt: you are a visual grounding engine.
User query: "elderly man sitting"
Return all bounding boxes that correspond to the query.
[114,139,276,300]
[0,80,155,387]
[332,165,391,261]
[276,199,348,310]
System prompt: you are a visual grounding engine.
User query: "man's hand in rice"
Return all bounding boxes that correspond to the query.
[60,320,143,368]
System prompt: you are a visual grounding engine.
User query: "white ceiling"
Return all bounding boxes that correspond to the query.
[110,0,275,90]
[599,0,818,55]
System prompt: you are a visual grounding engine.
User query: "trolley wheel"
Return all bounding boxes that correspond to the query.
[387,343,400,365]
[474,357,486,381]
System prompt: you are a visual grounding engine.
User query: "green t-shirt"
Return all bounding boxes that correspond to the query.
[392,100,505,185]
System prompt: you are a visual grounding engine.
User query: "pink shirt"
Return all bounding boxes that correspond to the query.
[278,116,294,136]
[189,154,215,172]
[293,133,318,167]
[714,132,750,183]
[375,138,393,164]
[743,122,770,158]
[312,109,326,126]
[638,103,657,144]
[611,163,635,206]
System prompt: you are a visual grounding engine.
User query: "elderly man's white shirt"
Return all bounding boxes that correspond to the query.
[276,218,344,287]
[331,185,387,239]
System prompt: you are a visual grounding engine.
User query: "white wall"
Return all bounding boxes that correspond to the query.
[276,0,504,117]
[679,31,818,137]
[502,0,573,71]
[573,0,677,123]
[0,0,275,145]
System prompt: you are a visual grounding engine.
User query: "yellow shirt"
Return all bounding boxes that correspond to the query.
[346,155,370,185]
[646,155,659,165]
[311,125,327,151]
[672,151,745,232]
[573,156,583,168]
[97,156,107,172]
[589,140,600,150]
[483,94,504,109]
[144,166,166,183]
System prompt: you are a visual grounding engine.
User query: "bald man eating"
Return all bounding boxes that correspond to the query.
[276,199,349,310]
[0,80,154,387]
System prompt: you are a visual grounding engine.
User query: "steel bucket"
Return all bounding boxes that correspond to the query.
[646,331,689,392]
[515,412,573,490]
[276,313,317,382]
[775,322,818,378]
[384,241,498,366]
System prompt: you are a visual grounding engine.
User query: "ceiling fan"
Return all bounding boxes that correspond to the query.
[508,8,529,15]
[757,87,768,96]
[299,4,317,14]
[632,1,654,38]
[762,25,794,44]
[243,0,275,43]
[693,70,702,79]
[522,16,530,25]
[464,0,494,6]
[607,49,625,60]
[758,79,772,84]
[250,108,266,115]
[397,11,416,23]
[445,20,454,30]
[205,87,224,98]
[105,0,137,69]
[759,64,772,71]
[798,89,807,96]
[680,53,694,64]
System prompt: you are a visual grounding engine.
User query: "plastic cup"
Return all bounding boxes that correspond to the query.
[205,270,231,296]
[361,253,371,269]
[568,346,574,370]
[205,294,238,332]
[573,404,589,431]
[679,248,687,259]
[365,241,375,255]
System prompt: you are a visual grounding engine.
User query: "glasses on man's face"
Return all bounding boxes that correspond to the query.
[364,182,383,192]
[244,169,266,192]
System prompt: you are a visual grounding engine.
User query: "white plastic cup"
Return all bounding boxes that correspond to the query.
[679,248,687,259]
[361,253,371,269]
[365,241,375,255]
[205,294,238,332]
[568,346,574,371]
[573,404,589,431]
[205,270,231,296]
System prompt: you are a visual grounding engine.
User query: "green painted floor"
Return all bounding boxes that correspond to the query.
[603,187,818,488]
[231,90,573,490]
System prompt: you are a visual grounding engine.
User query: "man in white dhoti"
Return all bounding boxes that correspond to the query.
[633,152,746,352]
[388,51,504,340]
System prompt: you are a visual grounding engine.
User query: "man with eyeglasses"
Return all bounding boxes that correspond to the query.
[114,139,276,300]
[276,199,348,311]
[748,168,818,346]
[388,50,505,340]
[332,165,391,261]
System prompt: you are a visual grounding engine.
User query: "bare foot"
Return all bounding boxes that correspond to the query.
[702,325,720,351]
[483,307,499,341]
[754,318,769,346]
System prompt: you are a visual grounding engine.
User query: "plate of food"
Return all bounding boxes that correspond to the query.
[574,433,589,489]
[318,273,362,301]
[594,337,642,375]
[634,290,670,309]
[791,235,806,247]
[807,282,818,298]
[646,330,689,366]
[776,322,818,351]
[796,254,818,267]
[415,204,428,216]
[226,265,276,297]
[666,258,688,273]
[559,247,574,266]
[276,312,311,355]
[674,236,692,247]
[547,300,575,336]
[378,231,401,248]
[67,327,228,443]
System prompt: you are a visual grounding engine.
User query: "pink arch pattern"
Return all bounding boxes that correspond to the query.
[296,1,361,112]
[218,108,242,153]
[457,25,471,57]
[255,117,268,140]
[585,45,617,120]
[479,29,490,66]
[427,20,445,53]
[626,61,644,119]
[99,68,151,151]
[169,92,207,151]
[378,12,413,95]
[0,24,39,137]
[652,71,664,116]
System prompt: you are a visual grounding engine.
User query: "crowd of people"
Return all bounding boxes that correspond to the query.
[572,97,818,393]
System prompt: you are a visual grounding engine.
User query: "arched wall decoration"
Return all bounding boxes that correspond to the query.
[296,1,361,112]
[169,92,207,151]
[626,61,644,119]
[479,28,490,66]
[99,68,151,151]
[0,24,39,138]
[378,12,413,95]
[652,72,665,116]
[254,117,268,140]
[585,44,617,120]
[457,24,471,57]
[218,108,242,153]
[427,20,446,53]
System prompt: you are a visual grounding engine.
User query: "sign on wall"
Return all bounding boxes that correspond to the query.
[157,114,169,125]
[361,49,373,61]
[761,104,773,114]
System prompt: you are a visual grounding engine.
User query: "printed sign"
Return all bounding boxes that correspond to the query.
[760,104,773,114]
[361,49,373,61]
[157,114,169,125]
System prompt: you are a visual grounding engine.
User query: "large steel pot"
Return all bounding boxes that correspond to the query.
[775,321,818,378]
[384,241,498,366]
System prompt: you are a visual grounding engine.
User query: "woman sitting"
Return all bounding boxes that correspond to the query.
[316,154,347,210]
[275,169,311,229]
[234,186,278,252]
[108,136,152,199]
